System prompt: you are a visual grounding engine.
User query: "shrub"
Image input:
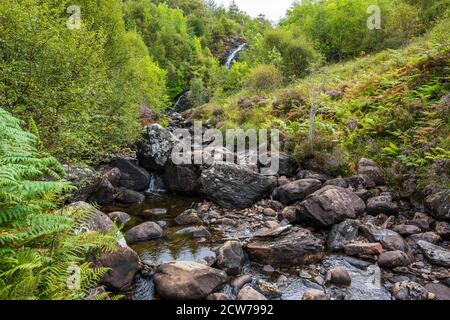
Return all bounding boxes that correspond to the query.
[245,65,282,93]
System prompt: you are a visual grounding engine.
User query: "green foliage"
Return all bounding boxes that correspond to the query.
[286,0,423,61]
[0,108,119,300]
[0,0,168,163]
[245,65,282,93]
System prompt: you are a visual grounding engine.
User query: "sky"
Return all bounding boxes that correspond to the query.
[216,0,295,22]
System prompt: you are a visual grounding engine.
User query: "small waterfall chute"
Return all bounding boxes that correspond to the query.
[224,43,247,69]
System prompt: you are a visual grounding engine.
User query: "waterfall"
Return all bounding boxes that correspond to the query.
[172,90,191,112]
[146,173,166,193]
[224,43,247,69]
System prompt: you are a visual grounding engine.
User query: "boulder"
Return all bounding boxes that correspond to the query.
[417,241,450,267]
[323,177,349,188]
[327,219,360,252]
[435,221,450,240]
[296,170,332,183]
[137,124,178,172]
[87,178,116,205]
[360,224,408,252]
[327,267,351,287]
[273,179,322,205]
[237,286,267,300]
[63,164,103,202]
[93,246,141,292]
[175,209,202,225]
[108,211,131,226]
[277,153,298,177]
[125,222,163,244]
[246,227,324,266]
[153,261,228,300]
[175,226,211,239]
[392,224,422,237]
[216,241,246,275]
[392,281,429,300]
[199,162,276,209]
[366,194,399,215]
[344,243,384,257]
[107,158,150,191]
[114,188,145,205]
[357,158,385,186]
[424,283,450,301]
[425,190,450,221]
[378,251,411,269]
[64,202,114,234]
[255,279,282,299]
[163,163,202,194]
[281,206,297,223]
[231,275,253,293]
[297,186,366,228]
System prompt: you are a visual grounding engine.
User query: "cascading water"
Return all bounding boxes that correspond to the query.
[224,43,247,69]
[145,173,166,194]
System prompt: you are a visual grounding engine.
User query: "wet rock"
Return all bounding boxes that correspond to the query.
[64,202,114,233]
[378,251,411,269]
[107,158,150,191]
[344,243,384,257]
[281,206,297,223]
[327,267,351,287]
[323,177,348,188]
[199,162,276,209]
[297,170,332,183]
[417,241,450,267]
[424,283,450,301]
[175,226,212,239]
[125,222,163,244]
[163,163,202,194]
[425,190,450,221]
[216,241,246,275]
[360,224,408,252]
[246,228,324,266]
[137,124,178,172]
[327,219,360,252]
[392,224,422,237]
[231,275,253,293]
[273,179,322,205]
[357,158,385,186]
[297,186,366,228]
[206,293,229,300]
[114,188,145,204]
[435,221,450,240]
[302,289,330,300]
[92,246,140,292]
[392,281,429,300]
[322,256,391,300]
[175,209,201,225]
[153,261,228,300]
[255,279,282,299]
[367,194,399,215]
[237,286,267,300]
[108,211,131,226]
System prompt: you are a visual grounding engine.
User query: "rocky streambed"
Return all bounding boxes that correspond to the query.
[63,113,450,301]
